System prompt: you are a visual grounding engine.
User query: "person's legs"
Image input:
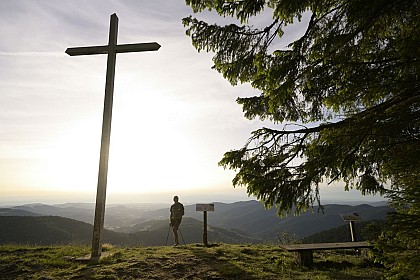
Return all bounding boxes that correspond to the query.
[172,225,179,245]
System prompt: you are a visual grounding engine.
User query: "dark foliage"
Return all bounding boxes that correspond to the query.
[184,0,419,216]
[183,1,419,277]
[302,220,386,243]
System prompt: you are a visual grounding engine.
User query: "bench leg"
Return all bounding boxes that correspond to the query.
[295,250,313,266]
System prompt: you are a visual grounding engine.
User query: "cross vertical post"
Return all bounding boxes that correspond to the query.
[65,13,160,260]
[90,14,118,259]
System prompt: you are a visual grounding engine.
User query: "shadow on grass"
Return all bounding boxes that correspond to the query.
[314,259,358,270]
[188,245,257,280]
[311,259,382,280]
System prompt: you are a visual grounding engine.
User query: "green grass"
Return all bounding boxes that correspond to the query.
[0,243,384,279]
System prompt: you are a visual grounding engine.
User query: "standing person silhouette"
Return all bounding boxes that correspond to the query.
[170,195,184,246]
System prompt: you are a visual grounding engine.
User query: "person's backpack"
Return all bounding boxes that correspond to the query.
[172,203,184,218]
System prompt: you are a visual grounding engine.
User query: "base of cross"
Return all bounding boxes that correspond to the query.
[67,251,115,263]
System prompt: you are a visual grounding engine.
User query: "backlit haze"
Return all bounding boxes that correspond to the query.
[0,0,385,206]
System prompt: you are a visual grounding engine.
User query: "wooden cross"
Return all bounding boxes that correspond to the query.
[66,13,160,259]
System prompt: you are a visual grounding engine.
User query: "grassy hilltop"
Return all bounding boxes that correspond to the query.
[0,243,384,279]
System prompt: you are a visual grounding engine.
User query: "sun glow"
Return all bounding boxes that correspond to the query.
[39,119,101,192]
[107,81,210,194]
[34,75,220,196]
[2,47,236,199]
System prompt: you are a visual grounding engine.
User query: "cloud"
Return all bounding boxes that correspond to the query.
[0,51,64,57]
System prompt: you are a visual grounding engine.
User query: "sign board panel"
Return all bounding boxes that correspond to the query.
[340,212,362,222]
[196,203,215,212]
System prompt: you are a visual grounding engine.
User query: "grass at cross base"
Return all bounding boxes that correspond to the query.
[0,243,384,279]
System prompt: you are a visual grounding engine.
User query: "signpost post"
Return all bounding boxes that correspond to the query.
[196,203,214,246]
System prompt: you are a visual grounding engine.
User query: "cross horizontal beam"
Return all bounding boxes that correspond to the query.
[65,42,161,56]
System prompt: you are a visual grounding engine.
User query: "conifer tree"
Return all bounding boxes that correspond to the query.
[183,0,419,213]
[183,1,419,277]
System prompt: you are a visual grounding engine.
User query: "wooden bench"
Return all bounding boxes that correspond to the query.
[280,241,374,266]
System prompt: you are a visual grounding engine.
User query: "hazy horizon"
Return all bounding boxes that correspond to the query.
[0,186,386,208]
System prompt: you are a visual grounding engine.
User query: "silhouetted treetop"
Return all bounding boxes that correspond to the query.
[183,0,419,214]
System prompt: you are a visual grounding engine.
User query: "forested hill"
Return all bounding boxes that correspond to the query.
[1,201,392,242]
[302,220,387,244]
[0,216,127,245]
[0,216,260,246]
[180,201,392,240]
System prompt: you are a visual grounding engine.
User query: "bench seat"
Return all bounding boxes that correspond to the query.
[280,241,374,266]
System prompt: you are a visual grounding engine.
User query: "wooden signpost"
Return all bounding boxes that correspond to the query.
[340,212,362,242]
[66,13,160,259]
[196,203,214,246]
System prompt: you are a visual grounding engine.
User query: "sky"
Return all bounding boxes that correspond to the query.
[0,0,386,206]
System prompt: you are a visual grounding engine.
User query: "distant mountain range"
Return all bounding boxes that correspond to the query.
[0,200,393,245]
[0,216,125,245]
[0,216,259,246]
[175,201,391,240]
